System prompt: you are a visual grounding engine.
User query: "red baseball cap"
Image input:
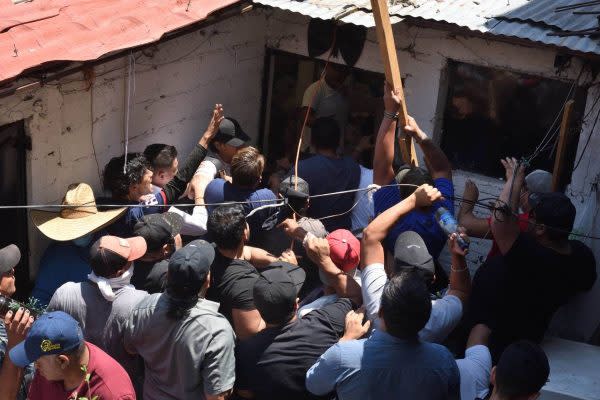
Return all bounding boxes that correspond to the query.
[326,229,360,272]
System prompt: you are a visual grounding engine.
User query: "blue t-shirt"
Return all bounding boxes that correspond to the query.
[99,192,167,237]
[373,178,454,258]
[295,154,361,232]
[205,179,278,242]
[31,242,92,307]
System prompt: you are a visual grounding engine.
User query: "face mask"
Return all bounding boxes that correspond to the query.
[73,234,92,247]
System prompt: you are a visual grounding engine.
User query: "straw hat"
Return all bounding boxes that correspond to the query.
[30,183,126,241]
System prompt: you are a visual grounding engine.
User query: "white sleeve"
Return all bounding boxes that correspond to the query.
[302,81,322,109]
[419,294,463,343]
[167,206,208,237]
[194,159,218,178]
[361,263,387,323]
[456,345,492,400]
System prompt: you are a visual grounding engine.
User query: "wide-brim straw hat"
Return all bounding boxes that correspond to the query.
[30,183,126,242]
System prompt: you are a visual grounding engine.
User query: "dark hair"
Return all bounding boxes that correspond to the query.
[279,175,310,214]
[311,117,340,151]
[495,340,549,398]
[165,295,197,320]
[380,270,432,339]
[103,153,149,200]
[143,144,177,171]
[61,342,86,359]
[231,147,265,188]
[207,205,247,250]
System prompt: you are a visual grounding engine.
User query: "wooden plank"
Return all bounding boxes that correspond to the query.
[370,0,418,166]
[552,99,575,191]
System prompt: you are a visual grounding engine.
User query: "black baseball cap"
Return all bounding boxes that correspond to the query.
[133,213,183,252]
[0,244,20,275]
[214,117,250,148]
[393,231,435,280]
[528,192,576,233]
[167,240,215,299]
[253,261,306,323]
[495,340,549,397]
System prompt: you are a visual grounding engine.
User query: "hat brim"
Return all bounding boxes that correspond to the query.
[125,236,148,261]
[30,207,126,242]
[224,137,249,148]
[9,341,33,368]
[0,244,21,274]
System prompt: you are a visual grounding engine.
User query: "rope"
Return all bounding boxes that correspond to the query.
[122,53,136,173]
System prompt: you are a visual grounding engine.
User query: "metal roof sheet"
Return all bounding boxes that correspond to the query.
[253,0,600,55]
[0,0,240,84]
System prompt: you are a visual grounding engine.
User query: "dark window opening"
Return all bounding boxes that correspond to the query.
[441,61,586,181]
[0,120,31,301]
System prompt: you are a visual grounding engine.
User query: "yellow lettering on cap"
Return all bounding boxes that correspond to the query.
[119,238,130,248]
[40,339,61,352]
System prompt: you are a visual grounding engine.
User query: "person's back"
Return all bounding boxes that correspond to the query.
[306,271,460,400]
[124,293,234,400]
[296,118,360,232]
[48,282,147,375]
[31,241,91,307]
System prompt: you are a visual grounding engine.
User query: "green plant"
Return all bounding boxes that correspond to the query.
[75,365,99,400]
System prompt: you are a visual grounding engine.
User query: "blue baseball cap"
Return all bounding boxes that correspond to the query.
[9,311,84,367]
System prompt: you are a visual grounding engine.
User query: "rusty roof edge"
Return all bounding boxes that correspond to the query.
[0,1,250,95]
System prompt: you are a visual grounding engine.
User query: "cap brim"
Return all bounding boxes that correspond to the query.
[125,236,148,261]
[0,244,21,273]
[9,341,33,368]
[30,208,126,242]
[225,137,249,148]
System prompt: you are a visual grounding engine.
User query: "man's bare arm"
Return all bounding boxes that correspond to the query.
[491,158,524,255]
[403,116,452,180]
[231,309,265,340]
[446,233,472,305]
[373,83,400,185]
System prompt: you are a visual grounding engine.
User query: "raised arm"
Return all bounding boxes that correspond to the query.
[446,232,472,305]
[403,116,452,180]
[361,184,443,268]
[305,237,363,306]
[373,83,400,185]
[491,157,525,254]
[457,180,492,238]
[161,104,224,203]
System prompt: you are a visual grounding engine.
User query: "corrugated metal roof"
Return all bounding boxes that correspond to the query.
[253,0,600,55]
[0,0,240,84]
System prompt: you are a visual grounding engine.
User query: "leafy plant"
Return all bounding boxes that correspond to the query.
[75,365,99,400]
[8,297,46,317]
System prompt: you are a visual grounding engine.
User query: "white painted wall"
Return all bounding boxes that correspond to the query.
[0,10,269,274]
[264,9,600,341]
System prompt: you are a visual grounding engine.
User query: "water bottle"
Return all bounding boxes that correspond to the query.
[435,207,469,251]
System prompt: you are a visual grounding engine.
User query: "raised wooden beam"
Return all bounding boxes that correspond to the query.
[552,99,575,191]
[370,0,418,166]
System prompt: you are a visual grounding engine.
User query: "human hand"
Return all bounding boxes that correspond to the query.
[412,184,443,208]
[218,170,232,183]
[383,82,402,114]
[340,307,370,341]
[279,249,298,265]
[5,308,34,349]
[449,230,469,257]
[463,179,479,202]
[277,219,300,238]
[402,115,427,142]
[200,104,224,144]
[305,237,331,264]
[500,157,525,182]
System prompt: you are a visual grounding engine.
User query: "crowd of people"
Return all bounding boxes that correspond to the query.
[0,83,596,400]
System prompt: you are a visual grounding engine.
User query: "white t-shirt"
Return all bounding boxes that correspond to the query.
[361,263,463,343]
[457,345,492,400]
[301,81,349,150]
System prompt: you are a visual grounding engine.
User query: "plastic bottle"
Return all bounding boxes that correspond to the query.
[435,207,470,251]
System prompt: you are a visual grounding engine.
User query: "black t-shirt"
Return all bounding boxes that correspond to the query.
[131,260,168,294]
[235,298,353,400]
[469,233,597,361]
[206,251,259,323]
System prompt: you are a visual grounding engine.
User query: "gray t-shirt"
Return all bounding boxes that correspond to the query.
[123,294,236,400]
[47,281,149,389]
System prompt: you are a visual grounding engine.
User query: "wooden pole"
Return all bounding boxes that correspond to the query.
[370,0,418,166]
[552,99,575,191]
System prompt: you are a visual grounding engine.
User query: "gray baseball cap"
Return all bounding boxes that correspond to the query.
[525,170,552,194]
[0,244,21,275]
